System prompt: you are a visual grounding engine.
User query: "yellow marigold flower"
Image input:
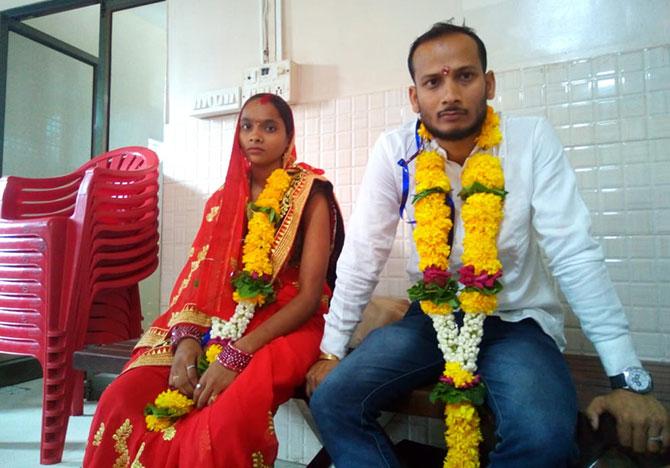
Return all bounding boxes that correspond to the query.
[443,362,477,388]
[462,153,505,190]
[415,150,450,194]
[416,170,450,193]
[459,290,497,315]
[444,402,482,468]
[256,169,291,210]
[414,193,453,270]
[420,300,453,315]
[206,343,223,364]
[233,291,263,306]
[250,294,266,306]
[154,389,194,414]
[145,414,172,432]
[417,122,432,141]
[461,193,504,273]
[239,168,291,279]
[474,106,502,150]
[242,211,275,275]
[416,150,444,169]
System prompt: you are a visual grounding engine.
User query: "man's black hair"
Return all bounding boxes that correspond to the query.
[407,22,487,80]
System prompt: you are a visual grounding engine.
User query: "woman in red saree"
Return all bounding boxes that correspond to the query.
[83,94,344,467]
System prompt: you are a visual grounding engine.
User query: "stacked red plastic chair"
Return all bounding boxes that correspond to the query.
[0,147,159,464]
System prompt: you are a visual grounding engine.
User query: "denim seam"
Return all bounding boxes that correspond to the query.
[359,358,444,467]
[485,380,504,455]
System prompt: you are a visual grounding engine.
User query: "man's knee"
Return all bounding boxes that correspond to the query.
[497,407,576,462]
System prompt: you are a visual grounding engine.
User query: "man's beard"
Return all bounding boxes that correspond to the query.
[422,98,487,142]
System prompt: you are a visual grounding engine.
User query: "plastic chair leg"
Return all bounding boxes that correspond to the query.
[40,365,73,464]
[70,370,85,416]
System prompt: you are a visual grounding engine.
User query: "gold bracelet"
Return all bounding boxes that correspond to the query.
[318,352,340,361]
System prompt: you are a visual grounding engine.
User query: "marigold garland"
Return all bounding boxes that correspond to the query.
[144,168,292,431]
[409,106,506,467]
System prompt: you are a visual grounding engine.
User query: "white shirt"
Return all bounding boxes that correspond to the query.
[322,114,640,377]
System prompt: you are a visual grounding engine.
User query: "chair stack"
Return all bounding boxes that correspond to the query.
[0,147,159,464]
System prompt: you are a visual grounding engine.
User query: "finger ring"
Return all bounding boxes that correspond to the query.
[195,383,202,389]
[186,364,196,370]
[208,394,218,404]
[172,375,179,381]
[649,435,663,442]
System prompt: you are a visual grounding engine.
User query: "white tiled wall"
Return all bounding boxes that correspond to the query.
[160,44,670,463]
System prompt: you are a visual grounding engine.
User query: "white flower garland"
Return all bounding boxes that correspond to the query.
[210,301,256,341]
[431,314,485,373]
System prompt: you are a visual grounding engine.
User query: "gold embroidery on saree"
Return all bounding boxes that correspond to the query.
[169,244,210,306]
[267,411,275,436]
[130,442,146,468]
[124,346,172,371]
[206,205,220,222]
[112,419,132,468]
[270,171,315,281]
[167,304,212,328]
[162,426,176,441]
[251,451,271,468]
[134,327,169,350]
[92,422,105,446]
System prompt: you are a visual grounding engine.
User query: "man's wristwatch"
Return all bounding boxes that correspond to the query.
[609,366,653,394]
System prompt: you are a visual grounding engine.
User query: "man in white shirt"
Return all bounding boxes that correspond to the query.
[306,22,668,467]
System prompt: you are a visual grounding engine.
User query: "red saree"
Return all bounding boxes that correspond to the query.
[83,110,344,467]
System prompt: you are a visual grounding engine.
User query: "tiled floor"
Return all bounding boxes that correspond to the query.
[0,378,305,467]
[0,379,90,467]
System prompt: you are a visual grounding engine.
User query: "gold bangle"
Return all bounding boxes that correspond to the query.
[318,352,340,361]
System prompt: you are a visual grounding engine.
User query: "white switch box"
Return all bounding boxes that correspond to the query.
[241,60,298,105]
[191,86,241,118]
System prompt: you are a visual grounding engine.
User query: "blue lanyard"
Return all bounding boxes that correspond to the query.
[396,120,422,223]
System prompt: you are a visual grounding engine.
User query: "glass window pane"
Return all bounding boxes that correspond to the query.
[109,3,166,150]
[23,4,99,57]
[2,32,93,177]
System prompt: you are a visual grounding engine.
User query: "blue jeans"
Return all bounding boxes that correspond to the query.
[310,303,578,467]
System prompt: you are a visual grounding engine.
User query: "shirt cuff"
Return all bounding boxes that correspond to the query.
[319,321,352,359]
[593,334,642,376]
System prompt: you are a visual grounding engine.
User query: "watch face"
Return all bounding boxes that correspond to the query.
[626,367,652,392]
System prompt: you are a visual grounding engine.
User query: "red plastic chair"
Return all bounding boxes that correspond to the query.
[0,147,159,464]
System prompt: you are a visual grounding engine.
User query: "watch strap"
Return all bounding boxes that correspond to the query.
[609,373,627,389]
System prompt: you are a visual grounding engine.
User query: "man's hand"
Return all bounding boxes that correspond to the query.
[586,390,669,453]
[169,338,202,398]
[306,360,338,397]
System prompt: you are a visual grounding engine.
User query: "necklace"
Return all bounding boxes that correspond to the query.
[409,106,505,467]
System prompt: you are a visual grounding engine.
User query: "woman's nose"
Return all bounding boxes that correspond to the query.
[249,132,262,143]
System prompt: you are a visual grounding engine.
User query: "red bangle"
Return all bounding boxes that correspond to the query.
[170,325,202,354]
[216,341,253,373]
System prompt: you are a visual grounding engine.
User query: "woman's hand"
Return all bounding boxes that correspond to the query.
[193,362,238,409]
[169,338,202,398]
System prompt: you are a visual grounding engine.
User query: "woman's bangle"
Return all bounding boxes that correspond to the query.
[318,352,340,362]
[216,341,253,373]
[170,325,203,354]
